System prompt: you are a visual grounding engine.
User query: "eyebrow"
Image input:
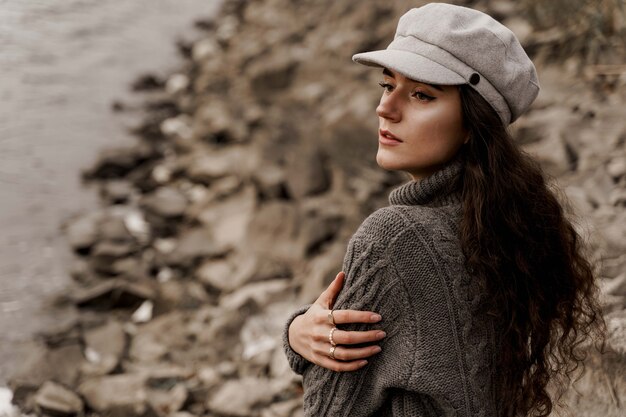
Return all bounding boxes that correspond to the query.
[382,68,444,91]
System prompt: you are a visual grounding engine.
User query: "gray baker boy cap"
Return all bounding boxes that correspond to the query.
[352,3,540,125]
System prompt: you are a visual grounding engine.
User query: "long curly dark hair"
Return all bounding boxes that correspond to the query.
[456,85,606,417]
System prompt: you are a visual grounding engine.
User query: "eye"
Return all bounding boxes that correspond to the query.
[378,81,394,93]
[412,91,435,101]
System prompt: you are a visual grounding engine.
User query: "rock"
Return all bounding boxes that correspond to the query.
[206,377,290,417]
[81,320,126,376]
[297,208,343,256]
[192,101,249,144]
[9,342,84,389]
[191,38,221,63]
[146,383,187,416]
[219,279,292,312]
[607,156,626,180]
[165,73,190,95]
[100,180,135,204]
[83,142,157,180]
[604,272,626,297]
[78,374,152,417]
[284,144,331,199]
[131,73,165,91]
[196,252,291,293]
[34,381,83,417]
[185,147,255,184]
[246,201,300,262]
[252,164,287,200]
[260,398,302,417]
[65,211,102,254]
[194,185,257,248]
[140,186,189,219]
[160,115,194,149]
[521,132,575,176]
[248,53,300,101]
[90,241,139,275]
[129,311,188,364]
[72,279,155,310]
[163,227,230,268]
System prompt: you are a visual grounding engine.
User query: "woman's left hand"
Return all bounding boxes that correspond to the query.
[288,271,386,372]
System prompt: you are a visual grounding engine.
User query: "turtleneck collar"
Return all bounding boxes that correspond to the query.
[388,154,464,208]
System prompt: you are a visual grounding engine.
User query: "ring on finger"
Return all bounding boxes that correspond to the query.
[329,345,337,360]
[327,309,336,325]
[329,326,337,347]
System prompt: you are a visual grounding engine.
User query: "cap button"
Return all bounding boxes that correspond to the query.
[469,73,480,85]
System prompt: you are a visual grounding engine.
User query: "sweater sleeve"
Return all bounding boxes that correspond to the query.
[282,303,313,375]
[300,247,418,417]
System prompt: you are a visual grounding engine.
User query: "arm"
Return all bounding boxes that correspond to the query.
[282,272,388,376]
[301,258,416,416]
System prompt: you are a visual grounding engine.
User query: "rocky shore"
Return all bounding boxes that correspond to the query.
[7,0,625,416]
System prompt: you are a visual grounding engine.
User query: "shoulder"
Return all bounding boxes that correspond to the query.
[354,205,453,244]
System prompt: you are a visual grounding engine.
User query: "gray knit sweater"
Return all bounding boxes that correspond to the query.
[282,156,499,417]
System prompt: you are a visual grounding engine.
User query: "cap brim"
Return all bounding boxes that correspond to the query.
[352,49,465,85]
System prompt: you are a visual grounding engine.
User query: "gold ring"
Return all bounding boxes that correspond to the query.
[329,345,336,360]
[327,309,335,325]
[329,326,337,347]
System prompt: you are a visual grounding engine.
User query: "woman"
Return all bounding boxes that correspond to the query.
[282,3,605,417]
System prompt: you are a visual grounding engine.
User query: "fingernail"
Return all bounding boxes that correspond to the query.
[360,360,368,365]
[377,331,386,339]
[373,346,382,353]
[371,314,382,322]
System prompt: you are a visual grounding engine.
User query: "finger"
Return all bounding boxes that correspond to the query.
[315,356,369,373]
[330,345,382,362]
[331,309,382,325]
[331,329,386,345]
[317,271,345,308]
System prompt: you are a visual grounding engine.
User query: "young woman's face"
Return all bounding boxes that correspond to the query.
[375,67,467,180]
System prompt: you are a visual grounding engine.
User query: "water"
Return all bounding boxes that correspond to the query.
[0,0,223,385]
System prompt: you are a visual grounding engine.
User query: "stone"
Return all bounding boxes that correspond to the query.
[100,180,135,204]
[81,320,126,376]
[252,164,287,200]
[284,145,331,199]
[246,201,300,263]
[140,186,189,219]
[197,252,291,293]
[83,142,157,180]
[9,342,84,389]
[260,399,302,417]
[129,311,188,363]
[163,227,230,268]
[64,211,102,253]
[72,279,155,310]
[185,146,254,184]
[146,383,187,416]
[206,377,290,417]
[219,279,292,312]
[297,209,343,257]
[604,272,626,297]
[248,53,300,100]
[192,101,249,144]
[78,374,152,417]
[195,185,257,248]
[165,73,190,95]
[34,381,83,417]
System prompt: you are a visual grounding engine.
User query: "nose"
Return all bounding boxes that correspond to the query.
[376,91,401,122]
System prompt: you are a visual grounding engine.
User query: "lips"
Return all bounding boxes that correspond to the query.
[379,129,403,142]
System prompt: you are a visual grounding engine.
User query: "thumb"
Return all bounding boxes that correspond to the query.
[318,271,345,309]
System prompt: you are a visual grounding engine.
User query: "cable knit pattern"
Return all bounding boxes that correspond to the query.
[282,155,499,416]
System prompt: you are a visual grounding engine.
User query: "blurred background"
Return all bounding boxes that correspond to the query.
[0,0,624,416]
